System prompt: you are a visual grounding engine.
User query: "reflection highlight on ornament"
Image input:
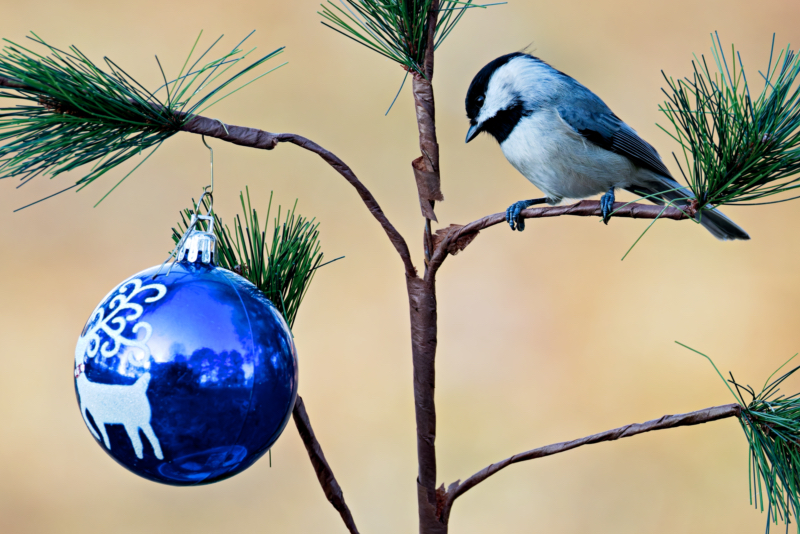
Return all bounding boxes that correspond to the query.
[158,445,248,482]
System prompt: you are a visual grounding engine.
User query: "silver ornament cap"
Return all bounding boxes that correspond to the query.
[180,226,216,265]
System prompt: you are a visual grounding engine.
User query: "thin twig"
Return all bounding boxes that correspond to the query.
[440,403,741,523]
[428,200,690,272]
[180,115,417,278]
[293,396,360,534]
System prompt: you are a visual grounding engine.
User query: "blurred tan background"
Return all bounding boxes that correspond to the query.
[2,0,800,532]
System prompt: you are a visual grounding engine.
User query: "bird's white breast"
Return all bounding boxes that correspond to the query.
[500,109,638,201]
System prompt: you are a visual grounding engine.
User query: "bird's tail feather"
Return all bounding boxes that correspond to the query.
[695,208,750,241]
[626,178,750,241]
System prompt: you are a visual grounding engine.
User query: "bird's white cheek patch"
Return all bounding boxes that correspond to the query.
[477,78,519,125]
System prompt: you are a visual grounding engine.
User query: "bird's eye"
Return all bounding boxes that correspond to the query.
[476,95,485,104]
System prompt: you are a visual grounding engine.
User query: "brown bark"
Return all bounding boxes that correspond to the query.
[406,274,443,534]
[412,0,442,224]
[413,155,443,221]
[428,200,691,270]
[439,403,741,523]
[182,115,280,150]
[412,75,442,222]
[293,396,360,534]
[0,75,35,91]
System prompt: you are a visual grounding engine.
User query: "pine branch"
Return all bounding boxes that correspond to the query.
[0,77,417,278]
[660,33,800,209]
[439,359,800,533]
[427,200,691,271]
[439,404,741,523]
[0,33,284,189]
[0,74,30,89]
[318,0,500,76]
[293,396,361,534]
[729,363,800,531]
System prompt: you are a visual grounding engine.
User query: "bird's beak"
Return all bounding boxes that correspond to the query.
[465,123,480,143]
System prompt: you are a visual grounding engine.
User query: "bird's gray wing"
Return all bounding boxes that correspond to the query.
[556,93,673,179]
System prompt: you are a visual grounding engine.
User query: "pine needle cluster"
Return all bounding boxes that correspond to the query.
[731,362,800,533]
[319,0,500,76]
[660,34,800,209]
[0,32,284,195]
[172,189,338,328]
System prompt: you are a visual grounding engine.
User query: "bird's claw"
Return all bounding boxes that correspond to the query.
[600,188,615,225]
[506,201,529,231]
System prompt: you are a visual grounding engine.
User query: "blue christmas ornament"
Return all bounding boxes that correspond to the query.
[74,224,298,485]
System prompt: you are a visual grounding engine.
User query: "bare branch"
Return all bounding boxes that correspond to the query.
[428,200,691,272]
[440,403,741,523]
[293,396,360,534]
[181,116,417,278]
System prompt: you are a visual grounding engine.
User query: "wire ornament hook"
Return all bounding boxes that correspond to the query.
[201,135,214,200]
[151,135,221,279]
[200,119,227,202]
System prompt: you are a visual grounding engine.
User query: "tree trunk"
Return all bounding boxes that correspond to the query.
[407,274,447,533]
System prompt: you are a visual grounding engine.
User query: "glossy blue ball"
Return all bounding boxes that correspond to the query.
[74,262,298,485]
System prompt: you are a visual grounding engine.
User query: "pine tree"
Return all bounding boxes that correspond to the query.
[3,6,800,533]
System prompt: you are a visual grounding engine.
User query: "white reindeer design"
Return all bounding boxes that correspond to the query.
[75,277,167,460]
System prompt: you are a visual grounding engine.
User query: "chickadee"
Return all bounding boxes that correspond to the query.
[465,52,749,240]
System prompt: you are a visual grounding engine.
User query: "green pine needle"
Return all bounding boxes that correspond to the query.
[171,189,341,328]
[733,363,800,533]
[0,32,284,194]
[659,33,800,210]
[681,342,800,533]
[319,1,504,76]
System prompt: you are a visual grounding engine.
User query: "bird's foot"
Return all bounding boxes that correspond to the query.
[600,188,615,225]
[505,198,548,231]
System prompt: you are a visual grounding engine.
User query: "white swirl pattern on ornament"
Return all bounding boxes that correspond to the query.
[80,278,167,366]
